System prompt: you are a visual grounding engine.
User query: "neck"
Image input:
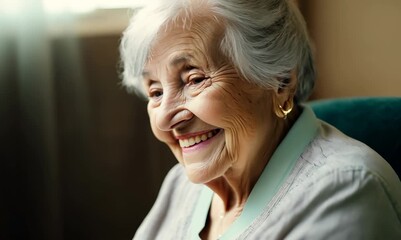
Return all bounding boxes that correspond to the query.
[201,106,301,240]
[205,105,300,212]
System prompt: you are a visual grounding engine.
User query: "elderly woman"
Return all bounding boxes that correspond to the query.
[120,0,401,239]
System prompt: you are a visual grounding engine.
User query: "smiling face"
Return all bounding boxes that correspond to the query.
[142,15,280,184]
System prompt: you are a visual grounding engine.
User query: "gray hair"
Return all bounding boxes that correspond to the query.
[120,0,315,102]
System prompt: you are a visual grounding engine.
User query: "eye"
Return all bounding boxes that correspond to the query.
[188,73,210,85]
[190,76,206,85]
[148,89,163,100]
[146,79,163,101]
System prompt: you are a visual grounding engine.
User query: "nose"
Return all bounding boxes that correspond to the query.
[155,93,193,131]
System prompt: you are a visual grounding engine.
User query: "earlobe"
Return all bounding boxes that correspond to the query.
[272,95,294,119]
[273,70,297,119]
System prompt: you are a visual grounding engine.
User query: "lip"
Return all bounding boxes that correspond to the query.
[174,129,217,140]
[181,129,223,153]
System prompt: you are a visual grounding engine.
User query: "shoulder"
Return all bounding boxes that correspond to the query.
[160,163,187,192]
[146,163,201,213]
[134,164,202,240]
[309,121,400,186]
[269,165,401,239]
[252,122,401,239]
[301,120,401,206]
[275,121,401,239]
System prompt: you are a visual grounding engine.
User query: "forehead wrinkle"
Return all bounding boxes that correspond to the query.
[189,17,226,69]
[169,53,194,68]
[146,17,224,78]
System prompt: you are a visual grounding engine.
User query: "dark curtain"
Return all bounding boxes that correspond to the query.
[1,2,175,240]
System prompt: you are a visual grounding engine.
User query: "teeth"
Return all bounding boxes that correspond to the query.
[178,130,219,148]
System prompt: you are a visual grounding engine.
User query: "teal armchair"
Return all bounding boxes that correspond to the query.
[309,97,401,178]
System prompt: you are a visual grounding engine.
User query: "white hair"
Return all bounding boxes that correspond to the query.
[120,0,315,102]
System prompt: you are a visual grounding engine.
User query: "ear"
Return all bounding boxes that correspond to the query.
[272,70,298,118]
[273,70,297,104]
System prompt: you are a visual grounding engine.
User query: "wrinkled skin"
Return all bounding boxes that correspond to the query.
[141,11,296,240]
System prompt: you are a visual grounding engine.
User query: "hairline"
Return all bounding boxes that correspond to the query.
[121,0,315,102]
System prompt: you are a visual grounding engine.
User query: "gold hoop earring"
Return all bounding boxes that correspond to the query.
[274,99,293,119]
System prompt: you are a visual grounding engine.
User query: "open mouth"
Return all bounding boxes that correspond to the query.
[178,129,221,148]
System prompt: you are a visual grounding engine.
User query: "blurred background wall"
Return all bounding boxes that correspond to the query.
[1,0,400,239]
[301,0,401,99]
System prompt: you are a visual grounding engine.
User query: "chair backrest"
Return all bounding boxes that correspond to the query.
[309,97,401,178]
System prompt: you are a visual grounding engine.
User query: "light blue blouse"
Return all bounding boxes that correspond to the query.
[134,106,401,240]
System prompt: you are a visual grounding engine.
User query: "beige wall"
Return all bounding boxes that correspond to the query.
[302,0,401,99]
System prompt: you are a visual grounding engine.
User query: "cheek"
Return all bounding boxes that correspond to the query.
[194,86,260,128]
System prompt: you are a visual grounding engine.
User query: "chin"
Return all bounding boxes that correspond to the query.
[183,156,230,184]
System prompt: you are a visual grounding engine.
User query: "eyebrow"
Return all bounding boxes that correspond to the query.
[141,53,195,78]
[170,54,193,67]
